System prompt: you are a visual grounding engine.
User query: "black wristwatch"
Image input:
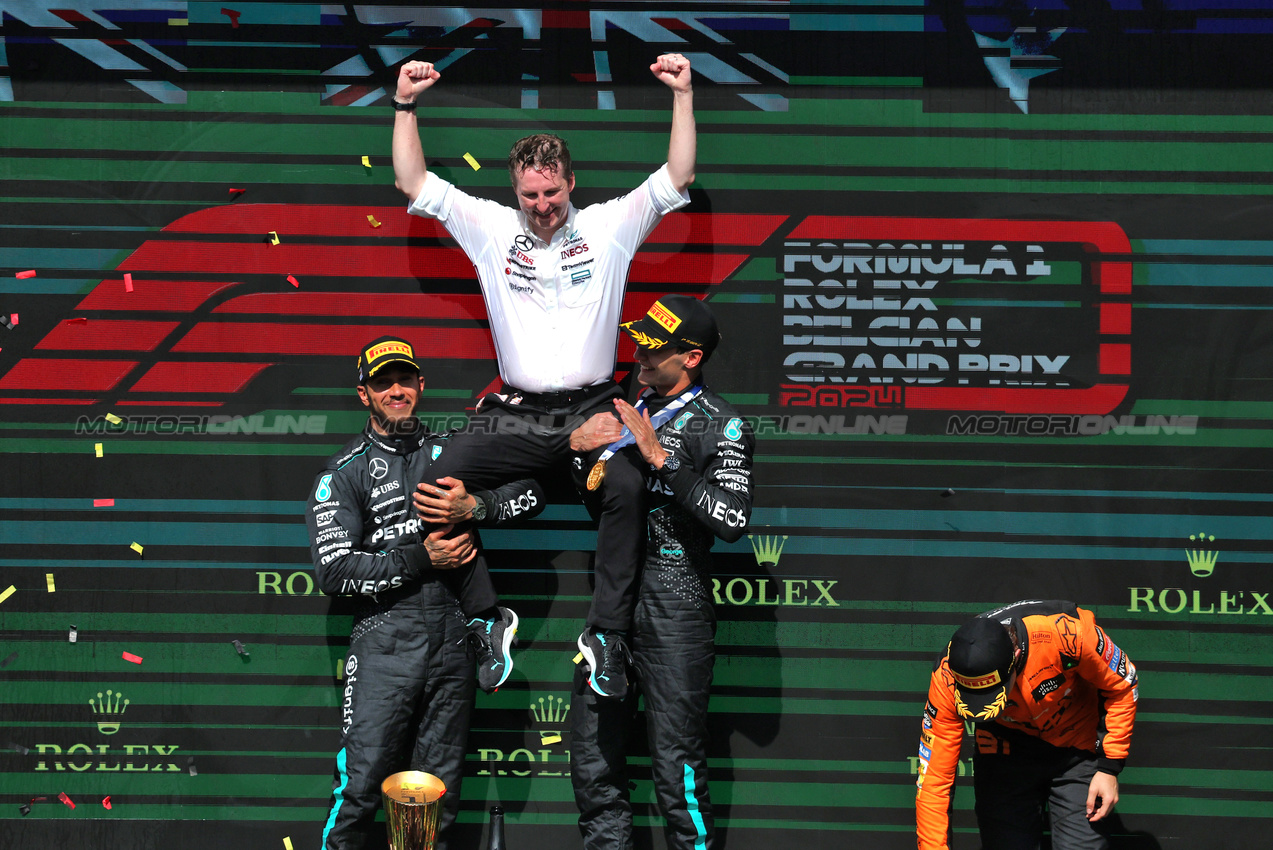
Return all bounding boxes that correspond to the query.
[470,495,488,522]
[392,98,417,112]
[660,453,681,473]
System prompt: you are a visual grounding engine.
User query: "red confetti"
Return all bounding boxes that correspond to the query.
[122,651,143,665]
[286,275,299,288]
[221,7,241,27]
[228,188,246,195]
[102,796,112,810]
[69,317,88,324]
[93,498,115,507]
[124,273,134,292]
[9,313,17,326]
[15,270,36,279]
[58,792,75,810]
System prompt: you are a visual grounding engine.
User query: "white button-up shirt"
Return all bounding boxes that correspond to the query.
[408,164,689,393]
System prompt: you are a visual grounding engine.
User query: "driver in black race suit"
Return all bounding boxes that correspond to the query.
[306,336,545,850]
[567,295,754,850]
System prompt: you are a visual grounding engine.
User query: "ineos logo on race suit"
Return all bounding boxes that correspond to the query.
[369,458,389,480]
[497,488,540,521]
[695,492,748,528]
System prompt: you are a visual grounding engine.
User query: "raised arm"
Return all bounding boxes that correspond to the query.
[650,53,695,193]
[392,61,441,201]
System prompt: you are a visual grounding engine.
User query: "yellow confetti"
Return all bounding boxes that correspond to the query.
[540,733,562,746]
[168,17,188,26]
[130,542,144,556]
[95,443,103,458]
[463,152,481,171]
[337,657,345,680]
[283,838,294,850]
[46,574,55,593]
[366,215,381,228]
[361,156,371,168]
[0,585,14,605]
[269,231,280,245]
[105,413,122,424]
[573,651,583,664]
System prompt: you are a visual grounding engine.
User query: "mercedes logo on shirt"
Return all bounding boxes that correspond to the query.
[515,235,535,251]
[369,458,389,480]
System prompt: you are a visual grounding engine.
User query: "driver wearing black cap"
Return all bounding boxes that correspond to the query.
[916,600,1139,850]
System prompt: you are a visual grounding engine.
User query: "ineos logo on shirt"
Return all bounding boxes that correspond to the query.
[369,458,389,480]
[515,235,534,251]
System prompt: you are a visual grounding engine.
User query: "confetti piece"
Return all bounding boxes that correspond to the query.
[8,742,29,754]
[46,574,55,593]
[940,488,955,497]
[94,498,115,507]
[188,756,198,777]
[284,837,294,850]
[463,152,481,171]
[232,639,249,656]
[69,625,78,643]
[540,733,562,745]
[122,651,143,665]
[124,272,134,292]
[95,442,104,458]
[287,275,299,288]
[229,187,246,196]
[221,7,241,27]
[105,413,123,424]
[168,17,187,25]
[15,270,36,279]
[10,313,17,326]
[367,214,381,228]
[361,155,371,168]
[102,796,112,810]
[58,792,75,810]
[69,317,88,324]
[268,231,280,245]
[0,651,16,667]
[0,585,14,605]
[573,651,583,664]
[130,542,144,556]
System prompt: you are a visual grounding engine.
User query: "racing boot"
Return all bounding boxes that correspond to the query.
[466,606,519,693]
[577,626,630,699]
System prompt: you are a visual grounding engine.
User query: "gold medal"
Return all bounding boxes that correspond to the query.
[586,459,607,491]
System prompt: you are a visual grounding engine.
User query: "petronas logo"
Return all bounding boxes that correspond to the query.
[749,534,788,567]
[1185,533,1218,577]
[90,689,130,735]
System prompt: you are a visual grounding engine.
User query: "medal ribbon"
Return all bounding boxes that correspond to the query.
[595,383,703,463]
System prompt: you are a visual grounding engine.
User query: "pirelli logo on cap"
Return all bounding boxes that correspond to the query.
[950,669,1002,690]
[648,300,682,334]
[364,340,414,363]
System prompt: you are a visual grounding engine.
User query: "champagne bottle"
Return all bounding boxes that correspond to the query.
[487,805,506,850]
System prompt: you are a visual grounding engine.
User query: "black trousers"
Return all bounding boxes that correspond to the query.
[571,589,717,850]
[974,747,1112,850]
[427,384,647,631]
[321,579,475,850]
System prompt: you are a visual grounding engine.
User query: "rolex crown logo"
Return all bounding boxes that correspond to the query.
[1185,532,1218,577]
[530,694,569,725]
[748,534,789,568]
[89,689,130,735]
[530,694,570,747]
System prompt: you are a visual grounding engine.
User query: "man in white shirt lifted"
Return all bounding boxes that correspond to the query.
[391,53,696,699]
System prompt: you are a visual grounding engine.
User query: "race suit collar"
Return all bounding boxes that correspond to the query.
[363,418,427,456]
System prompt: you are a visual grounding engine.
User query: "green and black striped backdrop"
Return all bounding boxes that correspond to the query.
[1,3,1270,848]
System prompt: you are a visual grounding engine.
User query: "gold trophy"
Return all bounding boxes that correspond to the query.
[381,771,446,850]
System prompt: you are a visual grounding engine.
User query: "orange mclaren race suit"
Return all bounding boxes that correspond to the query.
[915,601,1138,850]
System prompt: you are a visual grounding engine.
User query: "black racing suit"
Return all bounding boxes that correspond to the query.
[570,384,755,850]
[306,421,545,850]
